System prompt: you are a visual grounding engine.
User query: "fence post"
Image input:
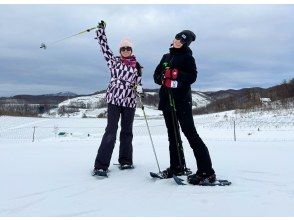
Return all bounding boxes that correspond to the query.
[233,120,236,141]
[32,126,36,142]
[54,126,58,138]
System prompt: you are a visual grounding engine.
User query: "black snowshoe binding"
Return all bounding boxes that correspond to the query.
[187,172,231,186]
[165,167,192,178]
[92,168,108,177]
[151,167,192,179]
[171,171,231,186]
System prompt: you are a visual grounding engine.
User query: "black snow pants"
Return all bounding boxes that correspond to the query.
[94,103,136,170]
[162,101,215,175]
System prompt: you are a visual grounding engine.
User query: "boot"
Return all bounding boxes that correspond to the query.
[92,168,108,177]
[119,164,134,170]
[162,167,192,178]
[188,171,216,185]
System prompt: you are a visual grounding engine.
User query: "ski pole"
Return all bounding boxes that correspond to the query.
[167,89,187,170]
[163,62,187,171]
[135,89,161,173]
[40,23,103,49]
[163,61,187,169]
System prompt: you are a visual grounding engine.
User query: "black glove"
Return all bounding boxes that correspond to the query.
[98,20,106,29]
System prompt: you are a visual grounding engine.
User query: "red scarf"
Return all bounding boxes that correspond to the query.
[121,55,137,68]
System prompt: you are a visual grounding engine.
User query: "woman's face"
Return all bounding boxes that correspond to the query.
[173,39,183,48]
[120,47,132,58]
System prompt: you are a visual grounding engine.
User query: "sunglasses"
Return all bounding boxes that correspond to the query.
[175,33,188,44]
[120,47,132,52]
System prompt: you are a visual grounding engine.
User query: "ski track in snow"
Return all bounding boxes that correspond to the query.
[1,198,46,216]
[12,185,74,200]
[236,176,287,187]
[59,208,103,217]
[239,169,278,175]
[65,185,99,198]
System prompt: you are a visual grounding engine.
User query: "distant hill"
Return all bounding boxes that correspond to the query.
[0,91,78,105]
[1,79,293,117]
[195,81,294,114]
[44,92,78,97]
[0,92,78,117]
[51,90,212,118]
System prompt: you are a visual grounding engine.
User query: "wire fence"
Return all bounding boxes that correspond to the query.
[0,119,293,142]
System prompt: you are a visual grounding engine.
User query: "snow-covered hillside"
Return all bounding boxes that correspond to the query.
[45,91,211,118]
[58,93,106,108]
[191,91,211,108]
[0,109,293,216]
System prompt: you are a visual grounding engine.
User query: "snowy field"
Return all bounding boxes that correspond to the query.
[0,109,294,217]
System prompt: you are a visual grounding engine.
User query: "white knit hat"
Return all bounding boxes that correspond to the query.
[119,38,133,48]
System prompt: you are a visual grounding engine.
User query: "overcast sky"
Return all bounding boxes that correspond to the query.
[0,4,293,96]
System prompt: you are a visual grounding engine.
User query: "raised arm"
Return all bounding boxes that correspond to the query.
[95,25,116,70]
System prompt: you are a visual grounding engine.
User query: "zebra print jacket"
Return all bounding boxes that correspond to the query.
[96,28,142,108]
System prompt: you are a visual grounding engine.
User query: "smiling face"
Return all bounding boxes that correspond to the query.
[173,39,183,48]
[120,46,132,58]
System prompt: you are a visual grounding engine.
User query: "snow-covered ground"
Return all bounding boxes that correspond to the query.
[0,109,293,217]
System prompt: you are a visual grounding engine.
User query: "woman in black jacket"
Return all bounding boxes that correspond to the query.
[153,30,216,185]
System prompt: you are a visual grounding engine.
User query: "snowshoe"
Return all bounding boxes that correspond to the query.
[150,172,165,179]
[198,179,231,186]
[173,174,187,185]
[187,173,231,186]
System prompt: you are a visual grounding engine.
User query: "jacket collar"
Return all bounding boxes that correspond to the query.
[169,45,192,55]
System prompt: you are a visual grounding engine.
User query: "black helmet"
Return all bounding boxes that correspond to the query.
[175,30,196,46]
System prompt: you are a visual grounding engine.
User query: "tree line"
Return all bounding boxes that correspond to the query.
[193,78,294,115]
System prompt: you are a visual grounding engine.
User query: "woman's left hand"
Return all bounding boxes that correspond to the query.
[98,20,106,29]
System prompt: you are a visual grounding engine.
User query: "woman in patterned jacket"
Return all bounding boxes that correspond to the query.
[92,21,143,177]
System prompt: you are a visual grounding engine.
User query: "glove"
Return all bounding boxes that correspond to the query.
[164,68,172,79]
[171,68,178,79]
[98,20,106,29]
[135,85,145,98]
[163,78,178,88]
[136,85,143,94]
[163,68,178,80]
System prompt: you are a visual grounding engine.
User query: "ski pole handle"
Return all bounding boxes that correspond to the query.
[98,20,106,29]
[163,62,170,69]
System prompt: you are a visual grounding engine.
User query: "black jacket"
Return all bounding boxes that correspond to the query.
[153,46,198,110]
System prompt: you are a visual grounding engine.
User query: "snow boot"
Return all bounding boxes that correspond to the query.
[162,167,192,178]
[92,168,108,177]
[119,164,134,170]
[187,172,216,185]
